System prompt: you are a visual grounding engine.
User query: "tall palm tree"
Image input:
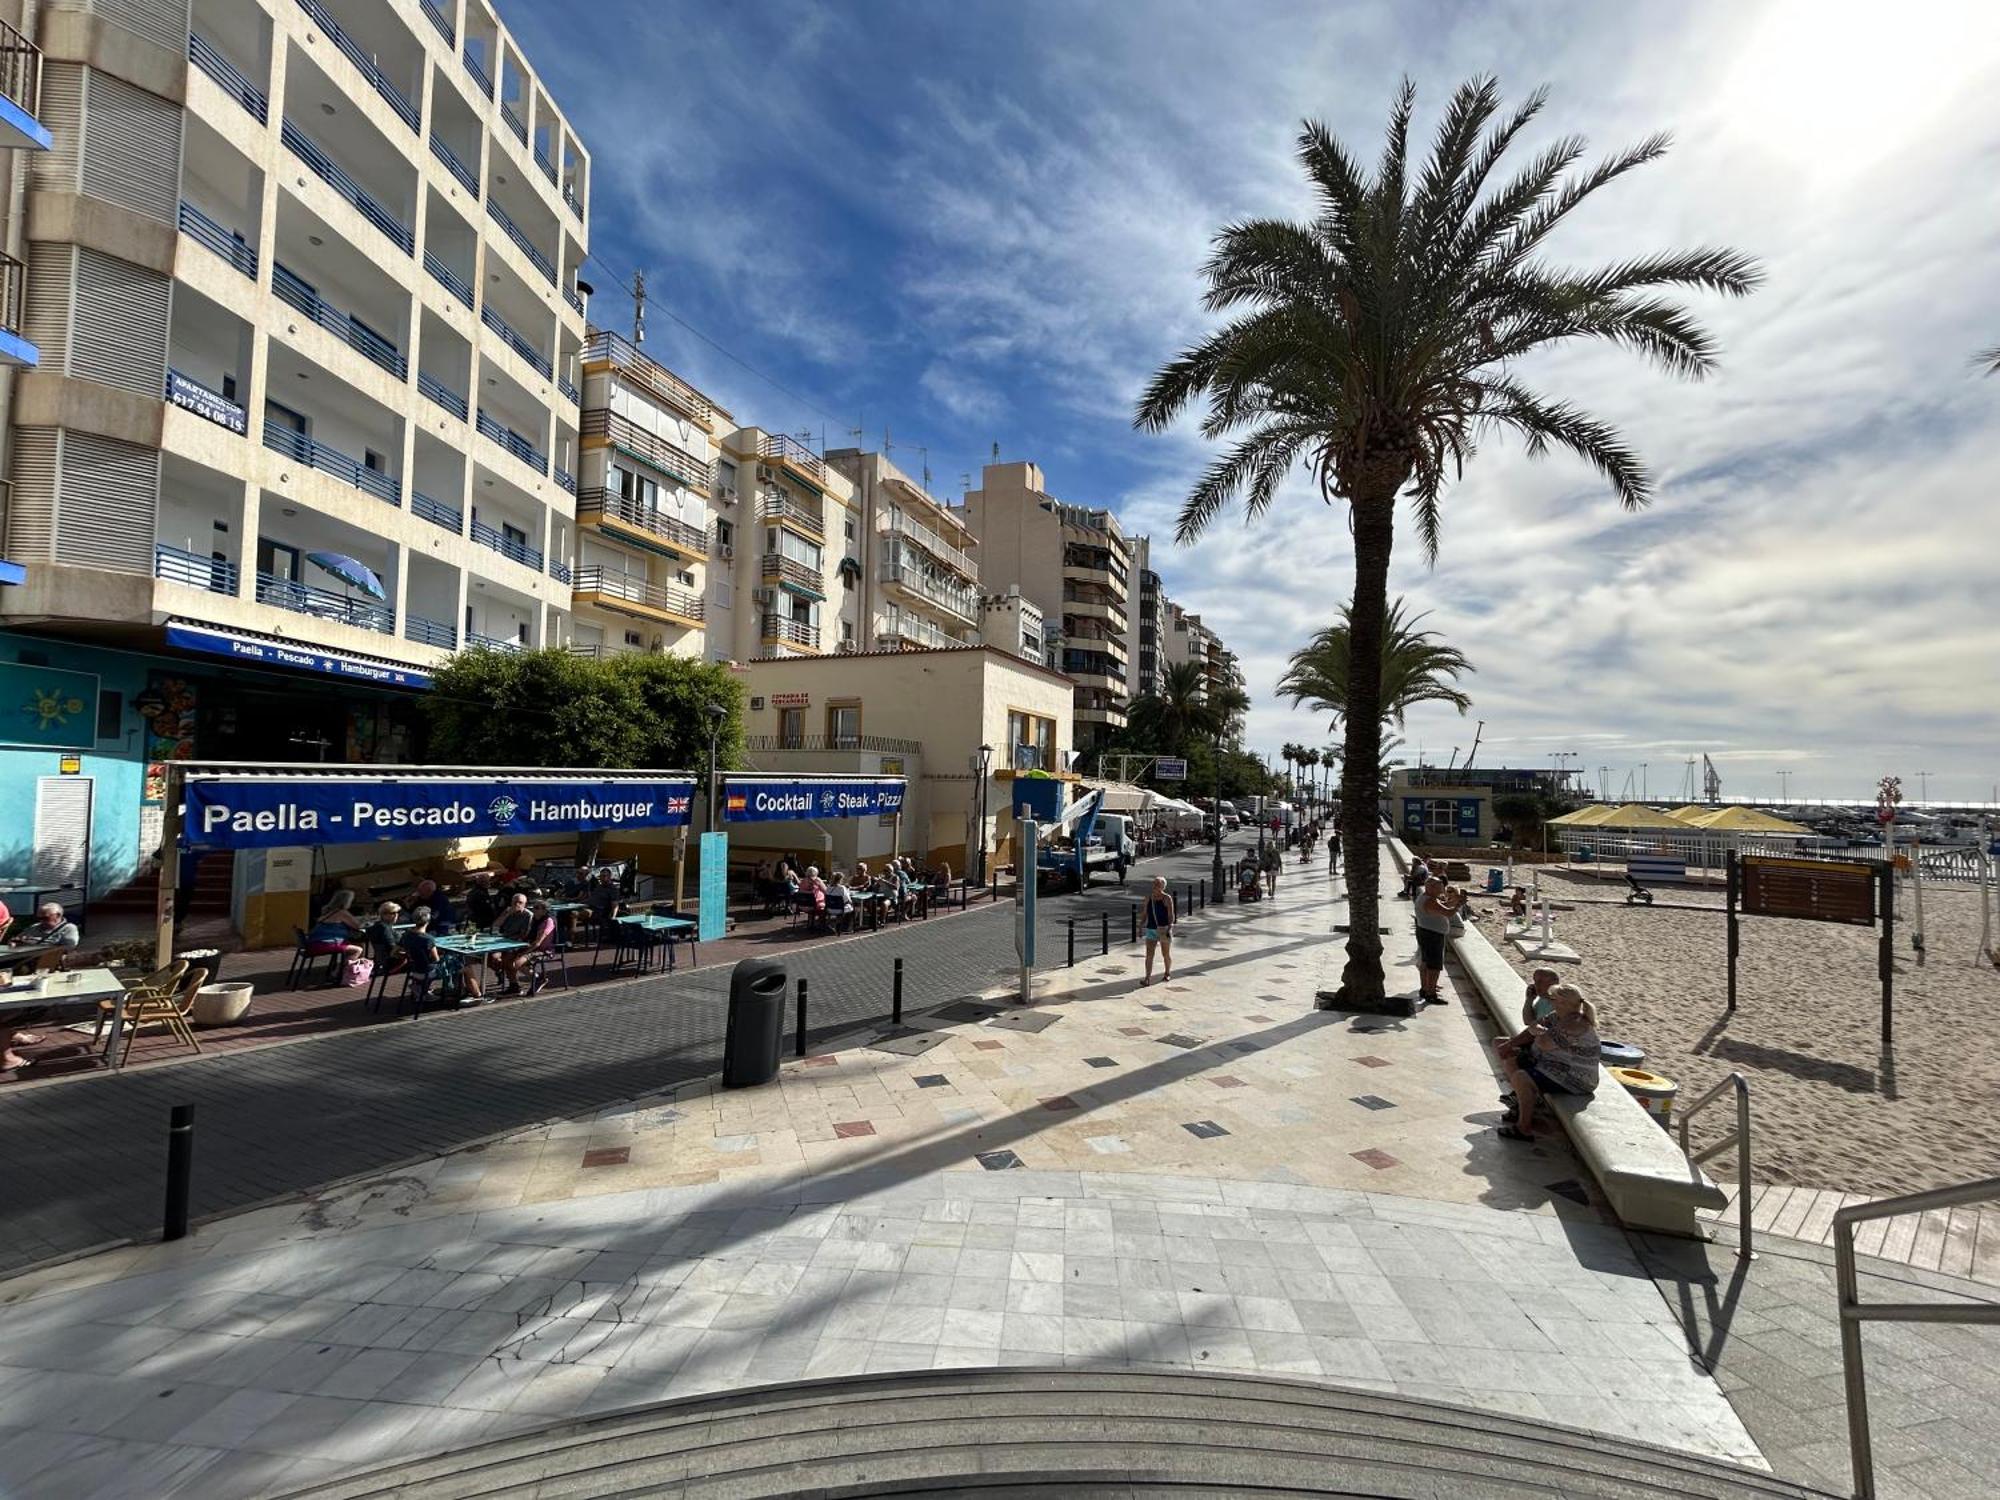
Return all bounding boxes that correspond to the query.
[1128,660,1226,757]
[1281,598,1474,727]
[1298,746,1319,809]
[1134,77,1757,1005]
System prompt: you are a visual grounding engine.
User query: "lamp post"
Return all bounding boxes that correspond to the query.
[974,742,994,882]
[1211,729,1225,897]
[705,702,726,835]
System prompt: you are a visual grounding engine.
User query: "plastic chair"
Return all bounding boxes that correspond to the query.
[287,927,345,989]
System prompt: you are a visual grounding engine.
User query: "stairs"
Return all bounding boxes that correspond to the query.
[92,852,233,918]
[286,1369,1833,1499]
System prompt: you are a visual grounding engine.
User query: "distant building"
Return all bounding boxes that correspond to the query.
[1387,766,1571,846]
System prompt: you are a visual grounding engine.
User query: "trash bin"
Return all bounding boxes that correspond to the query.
[1610,1066,1677,1128]
[723,958,788,1088]
[1599,1039,1646,1069]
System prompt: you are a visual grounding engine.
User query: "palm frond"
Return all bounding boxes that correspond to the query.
[1982,346,2000,376]
[1479,377,1650,509]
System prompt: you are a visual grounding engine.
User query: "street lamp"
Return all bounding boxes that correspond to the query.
[1211,728,1225,898]
[974,742,994,882]
[1256,751,1268,862]
[704,702,727,835]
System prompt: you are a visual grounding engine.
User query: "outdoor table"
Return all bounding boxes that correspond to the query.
[1,968,135,1065]
[432,933,527,1001]
[850,892,886,930]
[613,914,696,972]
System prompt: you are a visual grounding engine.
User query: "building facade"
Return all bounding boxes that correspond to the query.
[825,447,979,655]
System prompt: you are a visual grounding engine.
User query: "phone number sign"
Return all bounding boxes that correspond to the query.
[1740,855,1876,926]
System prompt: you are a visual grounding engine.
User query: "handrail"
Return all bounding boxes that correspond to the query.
[417,369,467,420]
[1835,1175,2000,1500]
[0,14,43,120]
[273,263,407,378]
[462,45,494,99]
[486,197,556,284]
[280,119,413,254]
[419,0,454,46]
[1675,1072,1753,1259]
[294,0,418,131]
[480,302,552,377]
[178,201,257,277]
[424,249,474,309]
[188,33,266,123]
[430,134,478,197]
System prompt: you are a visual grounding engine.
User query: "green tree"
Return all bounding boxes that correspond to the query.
[1126,660,1228,758]
[1134,77,1757,1004]
[1280,598,1474,726]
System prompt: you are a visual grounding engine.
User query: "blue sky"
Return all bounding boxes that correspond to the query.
[504,0,2000,803]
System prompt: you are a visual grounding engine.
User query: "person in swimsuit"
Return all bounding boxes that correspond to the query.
[1141,875,1176,986]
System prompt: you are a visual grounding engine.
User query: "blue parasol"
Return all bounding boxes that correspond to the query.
[307,551,386,601]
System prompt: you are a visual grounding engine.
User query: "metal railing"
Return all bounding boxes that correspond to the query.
[154,543,236,595]
[480,302,552,377]
[1836,1176,2000,1499]
[580,407,715,490]
[562,284,584,316]
[879,508,975,578]
[500,99,526,145]
[476,410,548,474]
[761,615,820,649]
[485,197,555,283]
[165,368,247,434]
[1063,650,1127,684]
[564,184,584,219]
[554,464,575,496]
[424,250,474,309]
[430,134,478,197]
[1675,1072,1753,1258]
[759,487,824,538]
[188,33,266,122]
[880,558,978,622]
[470,517,543,570]
[576,489,708,554]
[177,201,257,278]
[533,141,557,183]
[0,15,42,121]
[411,490,462,533]
[273,263,407,379]
[581,329,712,424]
[256,570,393,633]
[548,557,572,584]
[294,0,418,130]
[419,0,454,46]
[572,566,703,622]
[744,733,922,754]
[405,614,457,648]
[0,251,19,342]
[262,424,401,505]
[417,369,467,420]
[760,430,823,482]
[462,45,494,98]
[467,632,522,653]
[761,553,826,597]
[281,119,414,254]
[558,376,579,405]
[877,609,967,652]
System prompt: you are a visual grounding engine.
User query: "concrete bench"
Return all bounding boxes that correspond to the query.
[1450,917,1726,1237]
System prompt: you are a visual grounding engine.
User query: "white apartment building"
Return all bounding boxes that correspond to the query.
[826,446,980,655]
[709,426,860,661]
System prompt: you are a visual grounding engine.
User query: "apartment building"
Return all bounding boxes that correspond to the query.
[1161,601,1216,699]
[825,447,979,655]
[960,459,1132,753]
[979,584,1045,668]
[1125,534,1163,700]
[0,0,588,899]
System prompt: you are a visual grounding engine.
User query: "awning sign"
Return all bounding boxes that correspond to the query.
[183,775,695,850]
[723,777,905,823]
[167,623,432,689]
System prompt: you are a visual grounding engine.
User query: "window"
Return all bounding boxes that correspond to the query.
[841,620,854,643]
[778,707,805,748]
[827,703,860,748]
[503,522,528,547]
[1007,710,1058,771]
[516,620,530,644]
[716,458,738,496]
[715,519,734,548]
[623,630,643,647]
[844,517,856,540]
[96,690,122,739]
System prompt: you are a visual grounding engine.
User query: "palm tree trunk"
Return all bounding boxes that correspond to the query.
[1327,488,1397,1006]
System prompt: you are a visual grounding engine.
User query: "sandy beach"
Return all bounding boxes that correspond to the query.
[1490,868,2000,1197]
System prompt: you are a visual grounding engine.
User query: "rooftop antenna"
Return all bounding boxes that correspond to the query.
[882,425,894,457]
[849,410,864,447]
[918,445,931,491]
[991,441,1000,460]
[631,269,645,344]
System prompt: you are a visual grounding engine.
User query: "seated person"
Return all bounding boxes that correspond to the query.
[1507,884,1530,920]
[1496,966,1560,1064]
[10,901,80,972]
[306,889,367,965]
[493,900,557,995]
[361,901,406,979]
[585,868,624,927]
[493,892,533,943]
[1498,983,1601,1140]
[825,871,853,929]
[410,878,459,934]
[464,872,502,931]
[400,906,479,1002]
[930,861,952,895]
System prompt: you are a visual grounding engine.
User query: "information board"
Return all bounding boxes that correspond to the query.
[698,832,728,942]
[1155,757,1188,781]
[1740,855,1877,927]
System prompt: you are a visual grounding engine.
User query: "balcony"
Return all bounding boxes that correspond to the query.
[295,0,418,131]
[581,408,714,491]
[877,608,970,652]
[476,410,548,475]
[760,615,820,651]
[419,0,453,45]
[1065,624,1128,659]
[581,330,712,425]
[467,632,522,652]
[281,119,414,255]
[760,430,824,486]
[411,489,462,533]
[577,488,706,560]
[0,252,25,367]
[758,487,823,540]
[462,46,494,99]
[178,201,257,279]
[424,250,473,310]
[879,559,978,624]
[417,369,467,420]
[470,517,544,571]
[500,100,526,146]
[273,263,408,380]
[0,16,46,152]
[548,557,571,584]
[558,375,579,405]
[256,570,393,633]
[572,566,704,628]
[1061,584,1128,629]
[188,33,266,124]
[406,614,457,649]
[263,424,401,504]
[1074,697,1129,727]
[1063,545,1130,590]
[554,465,575,496]
[1063,651,1127,690]
[534,142,557,185]
[564,184,583,220]
[760,553,825,600]
[879,508,973,579]
[485,197,555,284]
[562,285,584,316]
[429,134,478,198]
[155,543,237,596]
[166,369,247,434]
[480,302,552,378]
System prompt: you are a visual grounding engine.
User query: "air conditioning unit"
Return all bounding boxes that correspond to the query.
[751,587,776,607]
[719,543,735,561]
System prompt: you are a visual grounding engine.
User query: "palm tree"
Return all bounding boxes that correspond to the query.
[1298,746,1319,811]
[1982,345,2000,376]
[1128,660,1227,757]
[1134,77,1757,1005]
[1281,598,1474,727]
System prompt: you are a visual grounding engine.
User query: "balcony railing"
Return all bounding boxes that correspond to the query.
[744,733,923,754]
[760,430,823,483]
[178,201,256,278]
[429,134,478,197]
[462,45,494,98]
[1064,546,1130,589]
[558,376,579,405]
[879,508,974,579]
[554,465,575,496]
[577,488,707,556]
[419,0,454,46]
[562,284,584,316]
[0,15,41,124]
[879,559,978,623]
[281,119,414,255]
[580,407,715,491]
[1064,651,1127,684]
[573,566,704,623]
[406,614,457,649]
[500,100,526,145]
[534,142,557,184]
[424,250,474,309]
[759,487,824,539]
[273,264,407,379]
[485,197,555,284]
[548,557,572,584]
[295,0,418,131]
[256,570,393,633]
[564,184,583,219]
[876,609,968,652]
[411,489,462,533]
[470,517,543,571]
[761,553,825,599]
[188,33,266,123]
[262,423,401,505]
[760,615,820,650]
[1062,584,1128,623]
[166,369,247,434]
[154,543,236,596]
[581,329,712,425]
[480,302,552,377]
[467,632,523,653]
[0,251,20,345]
[476,410,548,475]
[417,369,467,421]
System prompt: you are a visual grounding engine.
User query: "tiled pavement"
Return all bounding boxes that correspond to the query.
[0,845,1776,1498]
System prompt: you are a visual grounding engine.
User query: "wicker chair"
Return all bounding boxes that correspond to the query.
[114,965,209,1066]
[92,961,188,1051]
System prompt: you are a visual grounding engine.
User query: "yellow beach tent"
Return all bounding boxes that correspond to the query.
[1675,806,1813,836]
[1546,803,1621,827]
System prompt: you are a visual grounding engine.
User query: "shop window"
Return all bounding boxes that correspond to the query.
[828,703,860,748]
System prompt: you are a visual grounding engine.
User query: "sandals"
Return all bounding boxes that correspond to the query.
[1496,1123,1532,1141]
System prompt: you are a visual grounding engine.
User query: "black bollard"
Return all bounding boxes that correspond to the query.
[990,872,998,904]
[1100,911,1109,955]
[1067,918,1076,967]
[893,957,904,1025]
[795,978,808,1059]
[163,1104,195,1242]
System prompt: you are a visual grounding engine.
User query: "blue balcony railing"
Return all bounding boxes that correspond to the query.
[429,133,478,197]
[257,570,393,633]
[476,410,548,475]
[178,201,257,278]
[484,197,555,284]
[273,263,407,379]
[262,424,402,505]
[562,284,583,316]
[419,0,454,47]
[417,369,467,420]
[188,33,266,123]
[554,464,575,495]
[533,142,557,184]
[500,100,526,145]
[548,557,572,585]
[412,489,462,533]
[280,119,414,255]
[462,45,493,98]
[480,303,552,378]
[155,543,237,595]
[467,632,523,653]
[424,249,473,309]
[166,368,247,434]
[558,376,579,405]
[294,0,417,130]
[470,517,543,571]
[406,614,457,648]
[563,185,583,219]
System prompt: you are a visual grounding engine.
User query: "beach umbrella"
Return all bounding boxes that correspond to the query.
[1680,806,1813,835]
[307,551,386,600]
[1547,804,1620,827]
